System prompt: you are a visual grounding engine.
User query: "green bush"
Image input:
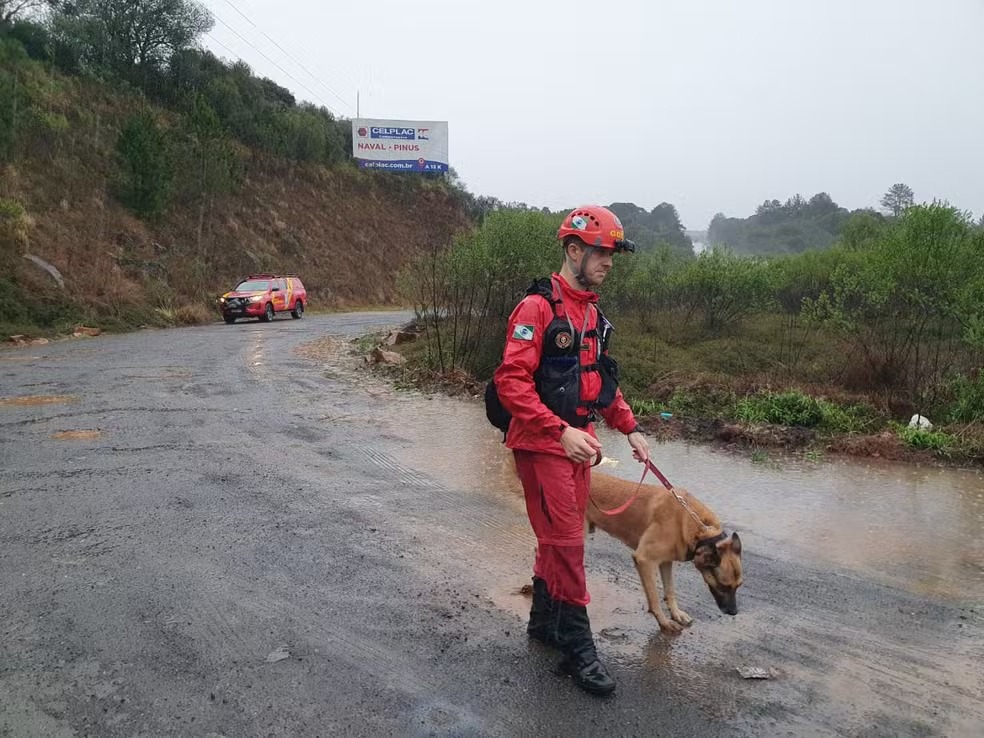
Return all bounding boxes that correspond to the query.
[805,205,984,404]
[668,248,774,330]
[0,198,28,248]
[5,21,56,63]
[947,371,984,423]
[172,94,239,202]
[628,398,662,417]
[399,208,559,376]
[737,391,825,426]
[33,110,69,133]
[284,108,328,162]
[894,424,958,455]
[0,38,32,162]
[600,246,678,324]
[115,110,174,217]
[0,276,84,332]
[668,389,736,419]
[819,403,878,434]
[736,391,873,432]
[769,247,844,314]
[0,198,26,222]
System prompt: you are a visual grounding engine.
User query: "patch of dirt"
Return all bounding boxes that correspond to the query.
[49,430,103,440]
[0,395,78,408]
[295,337,405,395]
[406,367,484,398]
[824,431,929,462]
[714,422,816,449]
[295,337,338,364]
[366,341,983,469]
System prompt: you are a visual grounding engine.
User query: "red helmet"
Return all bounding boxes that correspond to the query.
[557,205,636,253]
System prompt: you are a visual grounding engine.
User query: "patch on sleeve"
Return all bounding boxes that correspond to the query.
[512,324,535,341]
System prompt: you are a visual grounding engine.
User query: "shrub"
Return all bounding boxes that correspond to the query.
[668,248,774,330]
[893,424,958,455]
[398,208,559,376]
[114,110,173,217]
[736,390,874,432]
[947,371,984,423]
[174,303,212,325]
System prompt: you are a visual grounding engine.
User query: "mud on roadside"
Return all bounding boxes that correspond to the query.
[345,328,984,470]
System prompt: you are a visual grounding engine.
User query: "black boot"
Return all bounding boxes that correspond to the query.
[554,602,616,696]
[526,577,558,647]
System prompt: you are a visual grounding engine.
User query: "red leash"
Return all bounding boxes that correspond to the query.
[590,456,674,516]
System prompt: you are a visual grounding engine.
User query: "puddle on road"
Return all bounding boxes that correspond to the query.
[371,393,984,731]
[49,430,103,440]
[293,342,982,731]
[594,434,984,603]
[114,368,193,380]
[0,394,78,408]
[377,392,984,603]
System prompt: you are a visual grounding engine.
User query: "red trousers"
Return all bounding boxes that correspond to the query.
[514,450,591,606]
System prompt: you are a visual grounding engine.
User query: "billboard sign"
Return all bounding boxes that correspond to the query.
[352,119,449,173]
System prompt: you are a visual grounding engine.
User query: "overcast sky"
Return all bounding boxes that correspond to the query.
[200,0,984,230]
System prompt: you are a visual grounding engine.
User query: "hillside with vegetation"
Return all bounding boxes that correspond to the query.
[0,3,476,336]
[0,3,696,337]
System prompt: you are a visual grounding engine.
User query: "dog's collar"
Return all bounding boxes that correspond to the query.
[686,531,728,561]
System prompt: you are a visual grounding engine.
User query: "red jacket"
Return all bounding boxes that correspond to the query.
[493,274,638,456]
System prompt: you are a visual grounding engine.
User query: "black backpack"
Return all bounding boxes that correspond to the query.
[484,278,557,437]
[484,379,512,435]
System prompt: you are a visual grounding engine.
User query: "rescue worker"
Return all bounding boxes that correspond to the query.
[492,205,650,696]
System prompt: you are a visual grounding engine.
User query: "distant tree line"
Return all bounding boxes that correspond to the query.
[709,192,868,255]
[707,183,984,255]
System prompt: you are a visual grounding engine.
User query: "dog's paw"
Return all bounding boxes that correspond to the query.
[657,618,685,635]
[670,609,693,627]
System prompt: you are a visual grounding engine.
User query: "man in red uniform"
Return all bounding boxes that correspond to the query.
[493,205,650,696]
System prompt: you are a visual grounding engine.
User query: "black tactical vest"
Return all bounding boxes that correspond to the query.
[484,278,621,435]
[528,277,620,427]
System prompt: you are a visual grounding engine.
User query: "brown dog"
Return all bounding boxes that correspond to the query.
[586,471,743,633]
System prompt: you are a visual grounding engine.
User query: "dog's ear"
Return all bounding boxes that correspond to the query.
[717,531,741,556]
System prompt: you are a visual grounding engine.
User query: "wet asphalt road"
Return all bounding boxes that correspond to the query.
[1,312,982,737]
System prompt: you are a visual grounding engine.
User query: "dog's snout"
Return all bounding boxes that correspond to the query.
[712,588,738,615]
